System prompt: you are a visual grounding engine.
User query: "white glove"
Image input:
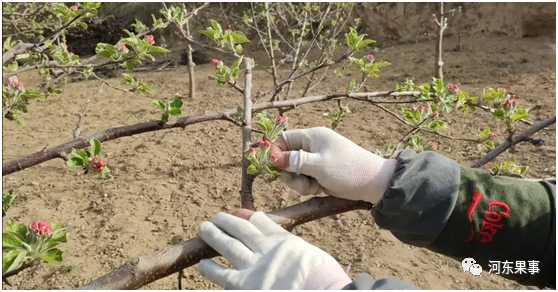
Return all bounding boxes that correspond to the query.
[274,127,396,204]
[198,212,352,290]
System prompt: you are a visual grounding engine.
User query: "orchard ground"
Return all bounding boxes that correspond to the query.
[2,35,556,289]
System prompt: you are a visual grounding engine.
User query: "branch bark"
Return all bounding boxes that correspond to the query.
[2,91,423,176]
[240,57,255,210]
[434,2,447,79]
[471,115,556,168]
[73,82,105,138]
[77,196,372,290]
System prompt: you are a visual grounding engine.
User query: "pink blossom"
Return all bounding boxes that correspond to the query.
[509,93,517,99]
[30,220,52,236]
[70,4,78,11]
[447,83,458,94]
[428,141,438,151]
[258,140,271,148]
[226,28,233,33]
[91,156,106,171]
[489,133,497,141]
[11,81,24,90]
[276,115,288,122]
[364,54,375,62]
[248,147,256,154]
[432,110,440,119]
[503,99,518,108]
[144,34,155,45]
[270,154,278,162]
[115,43,129,53]
[417,105,428,111]
[211,59,223,66]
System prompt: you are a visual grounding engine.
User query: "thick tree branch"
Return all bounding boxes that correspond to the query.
[2,91,424,176]
[472,115,556,168]
[77,196,372,290]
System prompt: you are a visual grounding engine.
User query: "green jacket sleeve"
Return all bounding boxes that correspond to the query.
[428,165,555,288]
[371,149,555,289]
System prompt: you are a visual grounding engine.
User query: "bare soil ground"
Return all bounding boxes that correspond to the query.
[2,35,556,290]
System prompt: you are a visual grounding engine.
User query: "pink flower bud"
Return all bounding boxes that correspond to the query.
[248,147,256,153]
[38,220,52,235]
[428,141,438,151]
[70,5,78,11]
[432,110,440,119]
[276,115,288,122]
[115,43,129,53]
[270,154,278,162]
[258,140,271,148]
[30,221,39,233]
[30,220,52,236]
[144,34,155,45]
[12,81,24,90]
[211,59,223,66]
[510,93,517,99]
[226,28,233,33]
[92,157,100,163]
[417,105,428,111]
[447,83,459,94]
[503,99,518,108]
[364,54,375,62]
[489,133,497,141]
[499,87,506,93]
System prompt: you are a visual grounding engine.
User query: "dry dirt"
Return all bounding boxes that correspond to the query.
[2,35,556,290]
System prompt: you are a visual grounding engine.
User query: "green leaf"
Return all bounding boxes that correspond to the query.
[492,109,505,119]
[15,53,31,60]
[484,141,495,150]
[428,120,446,130]
[152,99,165,110]
[169,98,183,109]
[71,148,89,159]
[4,60,18,71]
[101,166,111,178]
[2,233,22,249]
[169,107,181,115]
[356,39,375,50]
[6,220,27,240]
[90,138,101,157]
[209,19,222,35]
[200,28,216,40]
[148,46,169,53]
[2,250,24,274]
[21,91,42,100]
[77,21,88,30]
[48,230,67,248]
[66,157,84,168]
[122,61,135,71]
[246,165,258,175]
[230,31,250,44]
[41,248,63,264]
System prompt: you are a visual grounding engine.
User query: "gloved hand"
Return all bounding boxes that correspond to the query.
[271,127,396,204]
[198,211,352,290]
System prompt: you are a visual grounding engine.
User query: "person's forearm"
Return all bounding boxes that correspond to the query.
[372,149,556,288]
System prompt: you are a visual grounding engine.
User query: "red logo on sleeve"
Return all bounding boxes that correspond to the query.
[465,191,510,243]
